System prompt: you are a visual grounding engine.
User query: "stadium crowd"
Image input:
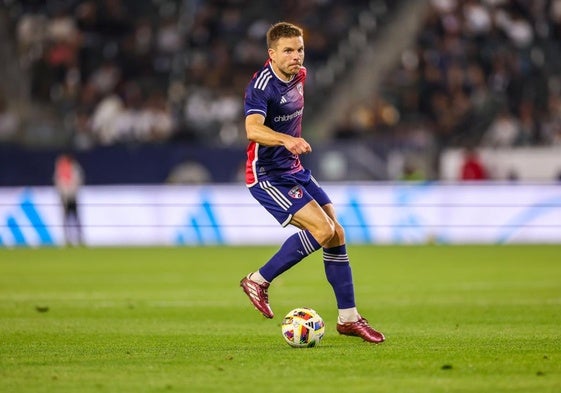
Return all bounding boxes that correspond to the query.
[2,0,561,182]
[336,0,561,151]
[1,0,374,148]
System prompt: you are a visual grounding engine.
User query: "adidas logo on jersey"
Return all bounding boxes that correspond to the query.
[280,96,288,104]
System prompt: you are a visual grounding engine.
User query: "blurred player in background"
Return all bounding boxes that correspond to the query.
[240,22,384,343]
[53,153,84,246]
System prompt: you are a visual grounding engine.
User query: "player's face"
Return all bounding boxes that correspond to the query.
[269,36,305,81]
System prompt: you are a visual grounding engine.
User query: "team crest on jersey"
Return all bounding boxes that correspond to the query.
[288,185,303,199]
[297,82,303,96]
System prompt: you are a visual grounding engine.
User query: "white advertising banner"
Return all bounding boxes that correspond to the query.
[1,183,560,247]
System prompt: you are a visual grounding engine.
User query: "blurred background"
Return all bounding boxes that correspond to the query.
[2,0,561,185]
[1,0,561,246]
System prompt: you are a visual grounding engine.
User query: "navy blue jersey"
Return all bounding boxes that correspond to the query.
[244,60,306,186]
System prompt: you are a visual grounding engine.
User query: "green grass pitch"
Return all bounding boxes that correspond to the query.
[1,245,560,393]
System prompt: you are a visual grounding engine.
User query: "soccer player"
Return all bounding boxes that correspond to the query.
[240,22,384,343]
[53,153,84,246]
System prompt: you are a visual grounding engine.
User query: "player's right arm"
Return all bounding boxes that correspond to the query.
[245,113,312,155]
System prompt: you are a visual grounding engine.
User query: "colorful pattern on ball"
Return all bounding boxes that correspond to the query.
[281,307,325,348]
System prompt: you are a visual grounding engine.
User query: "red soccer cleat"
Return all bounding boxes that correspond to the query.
[240,274,274,319]
[336,316,385,343]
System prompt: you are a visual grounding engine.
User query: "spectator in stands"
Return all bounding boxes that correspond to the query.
[542,92,561,145]
[459,147,487,181]
[482,109,521,148]
[516,100,542,146]
[0,97,19,141]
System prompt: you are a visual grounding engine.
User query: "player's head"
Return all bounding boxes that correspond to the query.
[267,22,304,80]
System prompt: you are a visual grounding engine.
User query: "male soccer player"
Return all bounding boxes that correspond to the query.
[240,22,384,343]
[53,153,84,246]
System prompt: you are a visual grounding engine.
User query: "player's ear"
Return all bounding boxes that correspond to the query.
[268,47,275,60]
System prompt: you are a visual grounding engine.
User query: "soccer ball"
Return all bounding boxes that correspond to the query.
[281,307,325,348]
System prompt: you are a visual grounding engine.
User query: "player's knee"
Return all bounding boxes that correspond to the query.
[334,222,346,243]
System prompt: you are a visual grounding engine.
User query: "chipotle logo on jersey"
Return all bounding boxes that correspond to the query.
[288,186,303,199]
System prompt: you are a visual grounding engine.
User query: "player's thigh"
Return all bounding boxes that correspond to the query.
[320,203,338,221]
[291,200,335,244]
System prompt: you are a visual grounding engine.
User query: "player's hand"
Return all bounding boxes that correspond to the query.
[285,137,312,155]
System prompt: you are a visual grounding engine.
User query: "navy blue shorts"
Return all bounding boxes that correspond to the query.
[248,169,332,227]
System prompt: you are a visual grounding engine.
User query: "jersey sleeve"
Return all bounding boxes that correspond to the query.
[244,82,268,118]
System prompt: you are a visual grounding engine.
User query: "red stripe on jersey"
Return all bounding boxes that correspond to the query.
[245,141,258,186]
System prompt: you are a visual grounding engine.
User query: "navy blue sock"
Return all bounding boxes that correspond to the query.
[259,230,321,282]
[324,245,356,309]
